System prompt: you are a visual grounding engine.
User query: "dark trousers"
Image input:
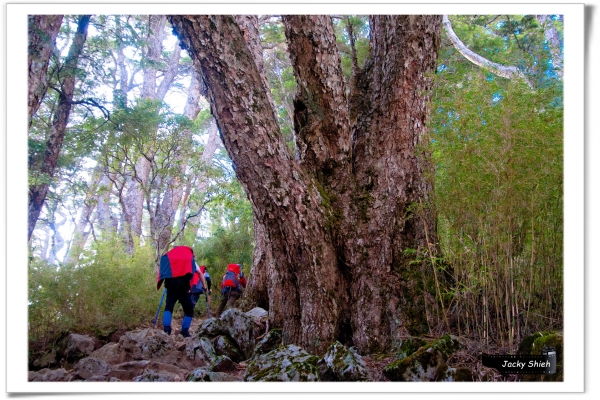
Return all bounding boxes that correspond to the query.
[164,276,194,318]
[216,288,240,317]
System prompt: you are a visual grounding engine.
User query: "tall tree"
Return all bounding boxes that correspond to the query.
[152,68,204,259]
[169,15,442,354]
[28,15,64,127]
[28,15,91,241]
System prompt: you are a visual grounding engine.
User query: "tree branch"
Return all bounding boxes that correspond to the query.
[442,15,532,88]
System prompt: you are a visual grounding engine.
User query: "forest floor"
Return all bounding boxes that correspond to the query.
[166,314,515,382]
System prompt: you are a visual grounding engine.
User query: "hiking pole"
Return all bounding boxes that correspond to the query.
[153,288,167,328]
[205,292,211,318]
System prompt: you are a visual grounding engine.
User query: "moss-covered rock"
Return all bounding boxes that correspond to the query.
[396,337,428,360]
[212,335,244,363]
[221,308,256,360]
[318,341,369,381]
[254,329,283,356]
[451,367,474,381]
[212,355,235,372]
[195,318,227,339]
[244,344,320,382]
[382,335,461,381]
[519,331,563,382]
[189,367,239,382]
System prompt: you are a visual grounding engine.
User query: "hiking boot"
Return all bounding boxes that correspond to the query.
[181,329,191,338]
[164,326,172,335]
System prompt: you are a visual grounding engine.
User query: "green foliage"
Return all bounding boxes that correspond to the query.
[193,178,254,291]
[28,235,158,346]
[430,55,563,346]
[334,16,370,79]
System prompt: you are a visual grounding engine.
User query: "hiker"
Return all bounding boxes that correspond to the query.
[156,246,199,337]
[189,265,209,310]
[203,266,212,295]
[215,263,247,318]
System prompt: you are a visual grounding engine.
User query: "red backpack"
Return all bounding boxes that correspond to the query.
[222,264,246,292]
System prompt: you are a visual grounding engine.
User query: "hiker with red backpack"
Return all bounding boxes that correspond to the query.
[156,246,201,337]
[215,263,247,318]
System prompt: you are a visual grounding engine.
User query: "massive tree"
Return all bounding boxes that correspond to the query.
[174,15,442,354]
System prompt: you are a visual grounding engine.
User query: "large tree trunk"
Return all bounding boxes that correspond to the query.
[28,15,91,242]
[170,15,442,355]
[28,15,63,127]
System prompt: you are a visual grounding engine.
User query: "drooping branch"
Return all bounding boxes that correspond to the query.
[442,15,532,87]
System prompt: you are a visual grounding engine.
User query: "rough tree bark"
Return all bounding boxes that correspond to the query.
[170,15,442,355]
[28,15,64,127]
[28,15,91,242]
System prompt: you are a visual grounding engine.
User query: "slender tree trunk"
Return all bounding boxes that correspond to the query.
[122,15,177,252]
[154,69,203,258]
[28,15,63,127]
[28,15,91,242]
[182,118,221,240]
[64,169,102,264]
[170,15,442,354]
[536,15,563,79]
[96,172,119,234]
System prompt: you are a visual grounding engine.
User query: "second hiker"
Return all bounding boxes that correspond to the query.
[215,263,247,318]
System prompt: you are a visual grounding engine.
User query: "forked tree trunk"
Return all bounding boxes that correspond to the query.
[170,15,442,354]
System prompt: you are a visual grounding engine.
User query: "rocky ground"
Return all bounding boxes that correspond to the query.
[28,307,563,383]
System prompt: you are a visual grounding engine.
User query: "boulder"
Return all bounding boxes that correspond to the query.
[221,308,256,359]
[318,341,369,381]
[382,335,461,381]
[197,336,218,364]
[107,360,150,381]
[244,344,320,382]
[212,335,244,362]
[132,360,189,382]
[212,355,236,372]
[29,368,73,382]
[185,337,210,366]
[133,371,182,382]
[58,333,96,363]
[396,337,428,360]
[195,317,228,339]
[189,367,239,382]
[245,307,268,322]
[254,329,283,356]
[33,349,58,369]
[90,342,126,365]
[118,328,174,361]
[518,331,563,382]
[74,357,111,380]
